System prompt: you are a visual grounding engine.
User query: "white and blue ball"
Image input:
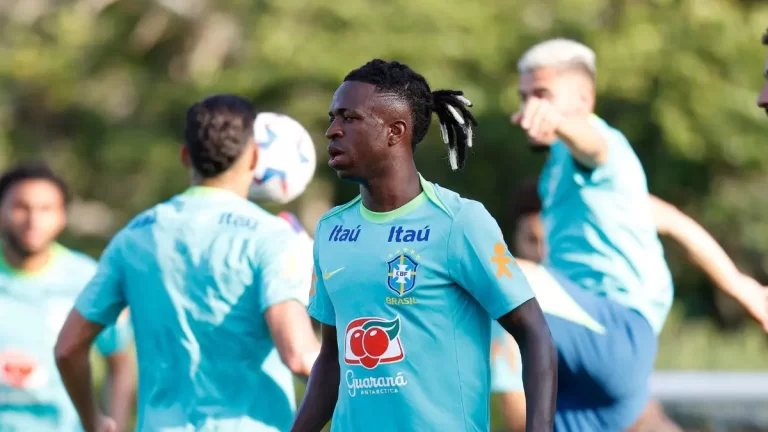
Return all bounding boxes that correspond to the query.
[249,112,316,204]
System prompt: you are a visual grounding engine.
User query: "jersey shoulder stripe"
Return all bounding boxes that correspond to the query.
[319,195,362,222]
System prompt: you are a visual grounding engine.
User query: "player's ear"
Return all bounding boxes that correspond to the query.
[388,120,407,147]
[180,145,191,168]
[248,140,258,171]
[54,201,68,238]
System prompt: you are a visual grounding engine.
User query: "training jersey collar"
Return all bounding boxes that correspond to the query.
[359,173,448,223]
[183,185,243,200]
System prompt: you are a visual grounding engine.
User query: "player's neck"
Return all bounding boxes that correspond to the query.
[193,174,250,199]
[3,243,53,273]
[360,165,421,213]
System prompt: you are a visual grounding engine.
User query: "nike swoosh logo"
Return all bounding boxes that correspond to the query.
[323,267,345,280]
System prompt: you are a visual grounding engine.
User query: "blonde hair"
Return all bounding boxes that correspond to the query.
[517,38,596,81]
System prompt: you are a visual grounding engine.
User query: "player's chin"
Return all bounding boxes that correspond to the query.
[329,159,356,178]
[14,235,49,255]
[334,168,361,182]
[527,142,551,154]
[526,136,554,152]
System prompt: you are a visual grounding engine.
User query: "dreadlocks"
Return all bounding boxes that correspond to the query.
[343,59,478,171]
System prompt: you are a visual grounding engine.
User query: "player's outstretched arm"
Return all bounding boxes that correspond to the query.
[512,98,608,168]
[650,195,768,331]
[291,324,340,432]
[266,300,321,379]
[498,299,558,432]
[55,310,116,432]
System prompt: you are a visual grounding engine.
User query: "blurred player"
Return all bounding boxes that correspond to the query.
[0,163,135,431]
[55,95,320,432]
[496,179,766,431]
[509,38,768,431]
[491,181,542,432]
[758,29,768,113]
[292,59,557,432]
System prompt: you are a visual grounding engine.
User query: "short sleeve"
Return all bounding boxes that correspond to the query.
[572,120,633,186]
[94,309,134,356]
[307,229,335,325]
[75,236,128,326]
[257,226,313,311]
[448,201,535,319]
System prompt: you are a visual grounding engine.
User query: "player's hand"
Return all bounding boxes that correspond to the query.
[736,275,768,332]
[511,97,564,146]
[94,415,117,432]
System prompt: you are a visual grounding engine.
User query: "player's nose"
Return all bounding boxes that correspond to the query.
[325,118,343,140]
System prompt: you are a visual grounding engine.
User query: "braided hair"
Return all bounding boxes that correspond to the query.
[344,59,478,170]
[184,94,256,178]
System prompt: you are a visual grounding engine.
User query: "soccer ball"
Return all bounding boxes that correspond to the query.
[249,112,316,204]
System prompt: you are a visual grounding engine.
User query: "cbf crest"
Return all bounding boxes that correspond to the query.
[386,250,420,296]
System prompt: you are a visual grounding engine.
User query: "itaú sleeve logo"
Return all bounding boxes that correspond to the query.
[344,316,404,369]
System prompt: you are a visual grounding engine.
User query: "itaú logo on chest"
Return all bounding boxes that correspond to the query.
[387,225,430,243]
[328,225,361,242]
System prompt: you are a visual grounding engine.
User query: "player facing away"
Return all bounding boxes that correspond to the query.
[509,38,768,431]
[758,29,768,114]
[55,95,320,432]
[291,60,557,432]
[0,163,135,431]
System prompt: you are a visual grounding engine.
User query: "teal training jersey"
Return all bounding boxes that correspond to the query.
[0,244,133,432]
[74,187,313,432]
[538,115,674,333]
[308,175,535,432]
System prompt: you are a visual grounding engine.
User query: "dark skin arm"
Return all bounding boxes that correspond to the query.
[291,324,340,432]
[103,349,136,431]
[497,298,558,432]
[54,310,115,432]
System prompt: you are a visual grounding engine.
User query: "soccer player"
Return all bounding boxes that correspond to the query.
[55,95,320,432]
[0,163,135,431]
[496,181,768,431]
[758,29,768,112]
[509,38,768,431]
[491,181,541,432]
[292,59,557,432]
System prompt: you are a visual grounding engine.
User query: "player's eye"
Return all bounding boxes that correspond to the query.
[328,115,335,123]
[343,115,355,122]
